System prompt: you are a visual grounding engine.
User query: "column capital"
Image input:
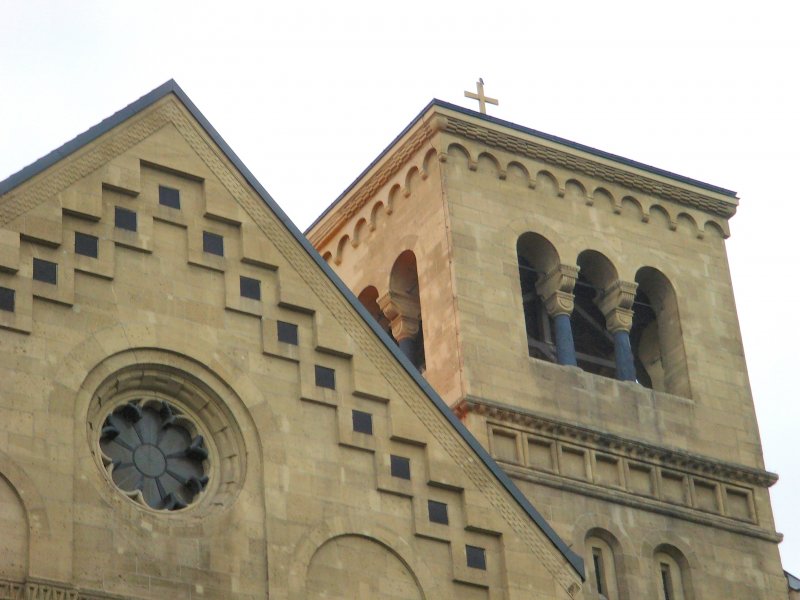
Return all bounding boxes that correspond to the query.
[598,280,638,333]
[378,290,421,341]
[536,264,579,317]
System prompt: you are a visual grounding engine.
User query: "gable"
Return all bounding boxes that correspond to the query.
[0,81,583,599]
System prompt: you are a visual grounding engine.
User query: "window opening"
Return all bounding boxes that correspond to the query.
[352,409,373,434]
[33,258,57,285]
[660,563,673,600]
[277,321,298,345]
[518,259,556,361]
[390,455,410,479]
[466,545,486,570]
[0,287,14,312]
[240,276,261,300]
[593,547,607,597]
[203,231,224,256]
[158,185,181,209]
[572,276,616,378]
[315,365,335,389]
[630,289,657,388]
[427,500,449,524]
[99,399,208,510]
[114,206,137,232]
[75,232,99,258]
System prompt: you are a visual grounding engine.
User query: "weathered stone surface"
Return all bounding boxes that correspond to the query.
[310,102,788,599]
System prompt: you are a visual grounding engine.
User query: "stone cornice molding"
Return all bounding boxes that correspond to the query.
[460,396,779,488]
[439,114,737,218]
[308,116,442,248]
[501,465,782,544]
[0,577,130,600]
[307,106,736,250]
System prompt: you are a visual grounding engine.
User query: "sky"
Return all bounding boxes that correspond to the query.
[2,0,799,575]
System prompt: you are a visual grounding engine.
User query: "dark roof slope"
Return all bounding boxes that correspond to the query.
[788,570,800,591]
[0,80,585,579]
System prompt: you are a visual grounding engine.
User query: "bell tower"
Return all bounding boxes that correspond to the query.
[308,100,788,598]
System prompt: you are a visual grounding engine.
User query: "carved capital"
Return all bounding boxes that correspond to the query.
[536,264,579,317]
[597,280,637,332]
[378,290,421,341]
[543,290,575,317]
[604,307,634,333]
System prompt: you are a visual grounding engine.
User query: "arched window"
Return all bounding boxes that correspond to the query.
[516,233,560,362]
[573,251,618,378]
[632,268,690,397]
[383,251,426,371]
[654,546,691,600]
[586,532,621,600]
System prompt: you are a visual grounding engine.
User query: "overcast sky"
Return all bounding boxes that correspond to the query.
[2,0,798,575]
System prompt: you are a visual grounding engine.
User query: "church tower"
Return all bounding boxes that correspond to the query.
[308,98,788,598]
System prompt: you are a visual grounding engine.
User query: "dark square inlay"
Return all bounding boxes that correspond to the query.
[203,231,224,256]
[0,287,14,312]
[428,500,449,525]
[390,455,410,480]
[240,276,261,300]
[75,232,99,258]
[466,545,486,570]
[315,365,335,389]
[33,258,57,285]
[277,321,298,345]
[114,206,137,232]
[159,185,181,209]
[352,410,373,435]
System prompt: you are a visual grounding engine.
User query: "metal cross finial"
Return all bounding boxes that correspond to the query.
[464,78,499,114]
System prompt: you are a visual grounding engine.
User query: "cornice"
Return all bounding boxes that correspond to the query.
[501,464,782,544]
[440,115,736,218]
[307,117,439,248]
[308,106,737,248]
[0,577,130,600]
[460,396,778,488]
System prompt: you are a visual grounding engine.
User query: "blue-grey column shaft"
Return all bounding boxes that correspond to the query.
[553,313,577,366]
[398,337,416,362]
[613,330,636,381]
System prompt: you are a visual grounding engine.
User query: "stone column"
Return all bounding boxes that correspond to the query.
[536,264,579,367]
[598,280,638,381]
[378,290,421,362]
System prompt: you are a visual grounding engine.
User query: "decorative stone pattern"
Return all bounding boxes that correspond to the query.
[0,578,127,600]
[308,110,733,254]
[155,99,582,594]
[487,421,764,529]
[0,91,585,599]
[442,115,737,217]
[464,398,777,488]
[99,400,209,511]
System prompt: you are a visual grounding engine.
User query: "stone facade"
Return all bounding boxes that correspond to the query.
[0,84,584,599]
[309,101,789,598]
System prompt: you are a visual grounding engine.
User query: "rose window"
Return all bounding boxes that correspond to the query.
[99,399,209,511]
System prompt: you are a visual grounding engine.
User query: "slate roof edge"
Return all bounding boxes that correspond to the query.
[0,81,586,580]
[787,570,800,591]
[305,98,737,235]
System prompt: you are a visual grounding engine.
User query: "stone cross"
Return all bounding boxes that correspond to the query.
[464,78,499,114]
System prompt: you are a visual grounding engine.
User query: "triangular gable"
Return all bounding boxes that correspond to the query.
[0,81,584,586]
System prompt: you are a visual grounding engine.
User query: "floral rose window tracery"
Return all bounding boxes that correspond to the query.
[99,399,209,510]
